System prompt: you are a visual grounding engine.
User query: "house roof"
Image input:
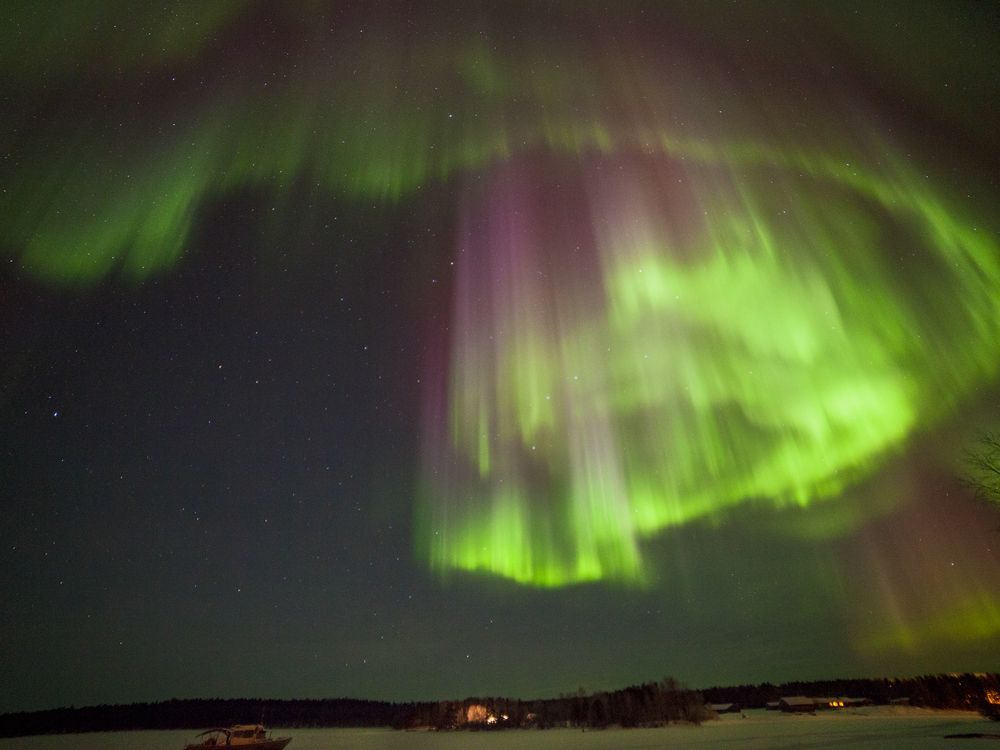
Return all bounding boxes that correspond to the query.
[780,696,817,706]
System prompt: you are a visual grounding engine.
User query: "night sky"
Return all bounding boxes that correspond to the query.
[3,1,1000,713]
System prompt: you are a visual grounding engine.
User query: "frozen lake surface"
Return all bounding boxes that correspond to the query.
[0,708,995,750]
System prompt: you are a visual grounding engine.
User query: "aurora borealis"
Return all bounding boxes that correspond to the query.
[419,147,1000,586]
[2,0,1000,712]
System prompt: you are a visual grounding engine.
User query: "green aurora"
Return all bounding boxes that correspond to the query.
[417,146,1000,587]
[3,1,1000,667]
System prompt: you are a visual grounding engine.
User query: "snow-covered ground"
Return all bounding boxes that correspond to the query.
[0,708,994,750]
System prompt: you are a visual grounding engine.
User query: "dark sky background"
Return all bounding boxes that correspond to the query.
[2,1,1000,713]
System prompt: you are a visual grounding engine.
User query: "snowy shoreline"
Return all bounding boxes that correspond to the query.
[0,707,994,750]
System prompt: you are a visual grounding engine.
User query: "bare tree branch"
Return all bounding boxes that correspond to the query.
[963,432,1000,504]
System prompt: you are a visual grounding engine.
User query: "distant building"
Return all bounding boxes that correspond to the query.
[778,695,872,712]
[765,701,781,711]
[709,703,741,714]
[832,697,872,708]
[779,696,818,712]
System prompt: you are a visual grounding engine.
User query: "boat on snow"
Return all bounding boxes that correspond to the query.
[183,724,291,750]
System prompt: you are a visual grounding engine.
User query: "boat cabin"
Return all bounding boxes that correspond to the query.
[229,726,268,745]
[194,725,268,746]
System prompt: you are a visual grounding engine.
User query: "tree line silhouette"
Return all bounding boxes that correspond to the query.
[701,673,1000,712]
[1,672,996,737]
[0,698,397,737]
[392,677,709,730]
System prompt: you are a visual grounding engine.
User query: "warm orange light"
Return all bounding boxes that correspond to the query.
[467,704,488,723]
[986,689,1000,706]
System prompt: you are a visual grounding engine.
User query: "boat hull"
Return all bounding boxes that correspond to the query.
[185,739,291,750]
